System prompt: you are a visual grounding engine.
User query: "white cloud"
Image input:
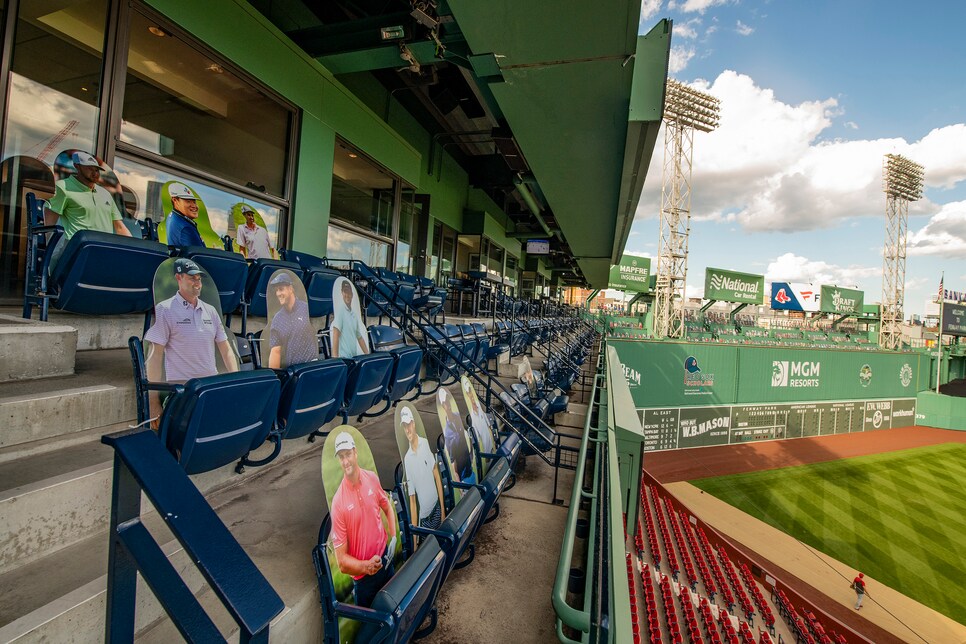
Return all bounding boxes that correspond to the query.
[669,0,731,14]
[640,0,663,23]
[669,46,696,74]
[674,19,701,39]
[844,121,859,130]
[908,200,966,257]
[636,71,966,233]
[765,252,879,286]
[735,20,754,36]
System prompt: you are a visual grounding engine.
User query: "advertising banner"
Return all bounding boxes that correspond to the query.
[770,282,820,312]
[941,302,966,336]
[820,285,864,315]
[704,267,764,304]
[609,340,923,408]
[608,255,651,292]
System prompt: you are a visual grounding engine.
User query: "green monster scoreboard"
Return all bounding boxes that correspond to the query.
[639,398,916,452]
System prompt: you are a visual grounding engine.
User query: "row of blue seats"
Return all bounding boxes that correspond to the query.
[130,323,425,474]
[314,402,521,643]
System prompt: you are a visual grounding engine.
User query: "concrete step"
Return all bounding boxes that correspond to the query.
[0,394,444,641]
[0,349,136,451]
[0,313,76,382]
[1,306,145,352]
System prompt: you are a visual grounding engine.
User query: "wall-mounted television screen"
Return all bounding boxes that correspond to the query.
[526,239,550,255]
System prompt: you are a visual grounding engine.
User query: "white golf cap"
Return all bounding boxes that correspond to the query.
[400,406,414,424]
[438,388,447,403]
[241,205,256,215]
[334,431,356,453]
[168,183,199,200]
[462,378,472,393]
[72,152,101,168]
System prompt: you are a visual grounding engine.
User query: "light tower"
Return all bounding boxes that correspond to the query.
[879,153,924,350]
[654,79,720,338]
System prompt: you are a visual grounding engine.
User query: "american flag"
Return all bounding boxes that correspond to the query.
[939,274,944,303]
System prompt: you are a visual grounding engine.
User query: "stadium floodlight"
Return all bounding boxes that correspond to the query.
[654,80,721,339]
[880,153,924,351]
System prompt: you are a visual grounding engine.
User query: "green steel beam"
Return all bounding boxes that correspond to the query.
[728,302,749,323]
[699,299,716,313]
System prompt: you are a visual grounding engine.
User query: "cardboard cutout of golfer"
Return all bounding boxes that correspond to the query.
[143,257,239,427]
[435,387,478,498]
[394,402,446,532]
[460,375,497,471]
[263,269,317,369]
[330,277,369,359]
[321,426,399,616]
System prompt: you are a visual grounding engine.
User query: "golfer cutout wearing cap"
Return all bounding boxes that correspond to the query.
[143,257,237,427]
[44,151,132,250]
[235,204,276,259]
[267,270,316,368]
[329,429,397,608]
[164,182,205,248]
[398,405,446,532]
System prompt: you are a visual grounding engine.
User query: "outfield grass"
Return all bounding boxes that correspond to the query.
[690,443,966,624]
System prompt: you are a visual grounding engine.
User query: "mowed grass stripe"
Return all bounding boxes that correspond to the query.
[690,443,966,624]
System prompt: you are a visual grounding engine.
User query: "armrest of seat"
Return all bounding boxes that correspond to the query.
[408,525,456,548]
[333,601,394,630]
[451,480,487,494]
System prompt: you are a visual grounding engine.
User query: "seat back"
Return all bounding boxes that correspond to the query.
[177,246,248,313]
[356,537,447,644]
[51,231,169,315]
[245,259,303,317]
[159,370,280,474]
[303,267,342,318]
[277,359,348,440]
[280,249,325,272]
[342,352,394,419]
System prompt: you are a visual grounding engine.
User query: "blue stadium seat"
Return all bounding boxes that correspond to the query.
[437,432,512,525]
[313,516,447,644]
[280,248,326,271]
[394,463,484,579]
[276,359,348,441]
[158,370,281,475]
[341,352,394,422]
[369,325,424,404]
[175,246,248,314]
[498,391,552,454]
[24,221,169,320]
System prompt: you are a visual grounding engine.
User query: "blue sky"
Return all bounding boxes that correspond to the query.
[626,0,966,318]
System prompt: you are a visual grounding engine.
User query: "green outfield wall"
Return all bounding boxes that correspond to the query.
[915,391,966,431]
[610,339,923,451]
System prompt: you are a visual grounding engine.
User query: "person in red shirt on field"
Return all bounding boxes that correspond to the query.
[852,572,867,609]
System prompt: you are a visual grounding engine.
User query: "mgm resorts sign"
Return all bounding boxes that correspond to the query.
[704,268,764,304]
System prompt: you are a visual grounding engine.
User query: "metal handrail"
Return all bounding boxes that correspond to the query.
[553,349,606,641]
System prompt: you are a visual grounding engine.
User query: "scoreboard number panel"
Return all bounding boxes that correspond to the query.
[637,398,915,453]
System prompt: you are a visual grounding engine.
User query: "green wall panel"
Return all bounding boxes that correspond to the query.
[734,347,921,404]
[612,341,740,408]
[611,340,922,408]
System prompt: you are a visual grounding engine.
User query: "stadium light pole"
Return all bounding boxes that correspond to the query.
[654,79,720,339]
[879,153,924,351]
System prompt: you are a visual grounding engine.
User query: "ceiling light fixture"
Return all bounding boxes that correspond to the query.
[147,26,168,37]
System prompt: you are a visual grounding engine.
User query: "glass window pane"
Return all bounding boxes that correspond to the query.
[0,0,108,300]
[113,155,282,253]
[330,141,393,238]
[326,224,389,268]
[395,188,415,274]
[120,10,291,197]
[3,0,107,160]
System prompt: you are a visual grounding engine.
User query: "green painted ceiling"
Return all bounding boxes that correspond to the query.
[445,1,670,286]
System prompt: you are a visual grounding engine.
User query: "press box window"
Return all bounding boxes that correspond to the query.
[119,9,292,197]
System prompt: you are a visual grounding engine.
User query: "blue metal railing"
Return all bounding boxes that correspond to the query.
[103,427,284,642]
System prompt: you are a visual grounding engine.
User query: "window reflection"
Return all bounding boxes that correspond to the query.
[120,10,291,197]
[113,156,281,250]
[326,225,389,268]
[331,141,394,238]
[0,0,108,300]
